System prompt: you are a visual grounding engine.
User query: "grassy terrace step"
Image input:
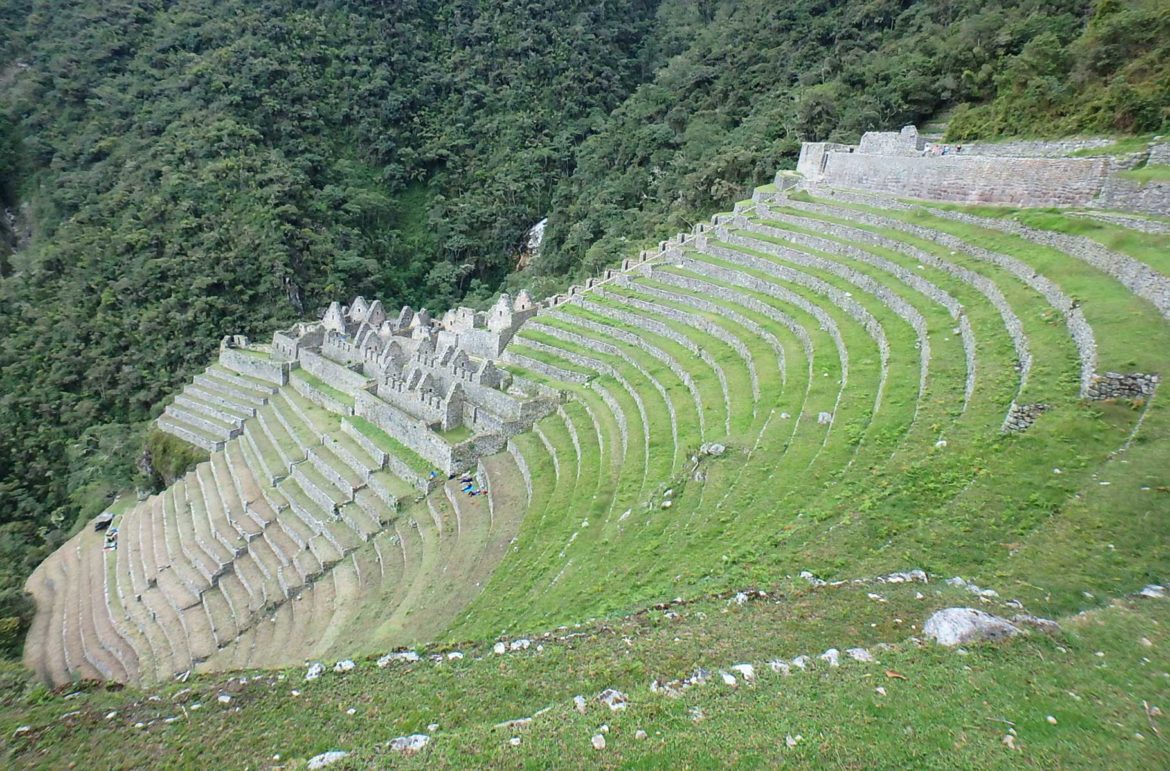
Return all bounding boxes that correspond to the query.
[206,364,279,396]
[344,416,436,478]
[290,369,355,414]
[723,219,977,455]
[571,296,729,432]
[749,204,1027,412]
[784,194,1093,395]
[518,322,675,478]
[550,303,714,444]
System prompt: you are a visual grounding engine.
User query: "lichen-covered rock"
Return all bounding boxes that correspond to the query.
[598,689,628,711]
[923,608,1021,647]
[307,751,348,769]
[388,734,430,755]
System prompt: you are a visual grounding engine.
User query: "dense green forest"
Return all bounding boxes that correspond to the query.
[0,0,1166,654]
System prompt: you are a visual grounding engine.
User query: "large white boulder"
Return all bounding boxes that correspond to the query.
[923,608,1021,647]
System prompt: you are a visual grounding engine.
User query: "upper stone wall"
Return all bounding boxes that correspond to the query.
[798,125,1170,215]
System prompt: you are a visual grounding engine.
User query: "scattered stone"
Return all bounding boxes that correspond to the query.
[923,608,1021,647]
[731,664,756,683]
[217,692,232,704]
[346,708,356,716]
[305,662,325,681]
[493,642,507,655]
[377,650,419,667]
[732,592,750,606]
[333,659,355,674]
[791,656,811,670]
[1011,615,1061,635]
[935,439,947,448]
[13,725,31,737]
[689,707,705,723]
[509,639,532,651]
[574,695,588,714]
[880,569,928,584]
[700,443,726,457]
[427,723,440,732]
[290,690,301,697]
[600,724,610,734]
[785,734,802,749]
[845,647,874,663]
[1139,585,1166,599]
[661,500,673,509]
[635,729,648,740]
[819,649,840,667]
[769,660,790,675]
[719,670,737,686]
[388,734,431,755]
[591,734,606,750]
[1002,734,1018,751]
[494,717,532,731]
[1141,637,1154,648]
[307,751,349,769]
[447,651,464,660]
[173,688,193,703]
[800,571,826,587]
[875,687,887,696]
[867,593,886,602]
[946,577,967,587]
[817,411,833,425]
[105,711,117,720]
[510,737,522,747]
[598,689,629,711]
[1046,715,1057,725]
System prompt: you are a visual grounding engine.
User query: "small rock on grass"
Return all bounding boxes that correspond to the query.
[598,689,628,711]
[574,695,587,714]
[304,662,325,681]
[1139,585,1166,599]
[846,648,874,663]
[635,729,648,740]
[819,649,840,667]
[307,751,349,769]
[731,664,756,683]
[592,734,606,750]
[388,734,431,755]
[785,734,802,749]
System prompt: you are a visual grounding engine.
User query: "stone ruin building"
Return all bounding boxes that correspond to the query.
[160,290,553,478]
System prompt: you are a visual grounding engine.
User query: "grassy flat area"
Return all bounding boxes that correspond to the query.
[1118,164,1170,184]
[4,578,1169,768]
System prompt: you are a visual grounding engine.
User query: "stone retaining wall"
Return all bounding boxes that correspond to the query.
[820,152,1112,207]
[1087,372,1159,401]
[219,347,289,385]
[507,438,533,506]
[354,390,453,472]
[299,349,370,395]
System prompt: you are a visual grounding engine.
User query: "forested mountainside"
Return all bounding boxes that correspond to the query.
[0,0,1165,655]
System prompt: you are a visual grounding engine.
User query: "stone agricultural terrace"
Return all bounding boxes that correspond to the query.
[23,128,1170,687]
